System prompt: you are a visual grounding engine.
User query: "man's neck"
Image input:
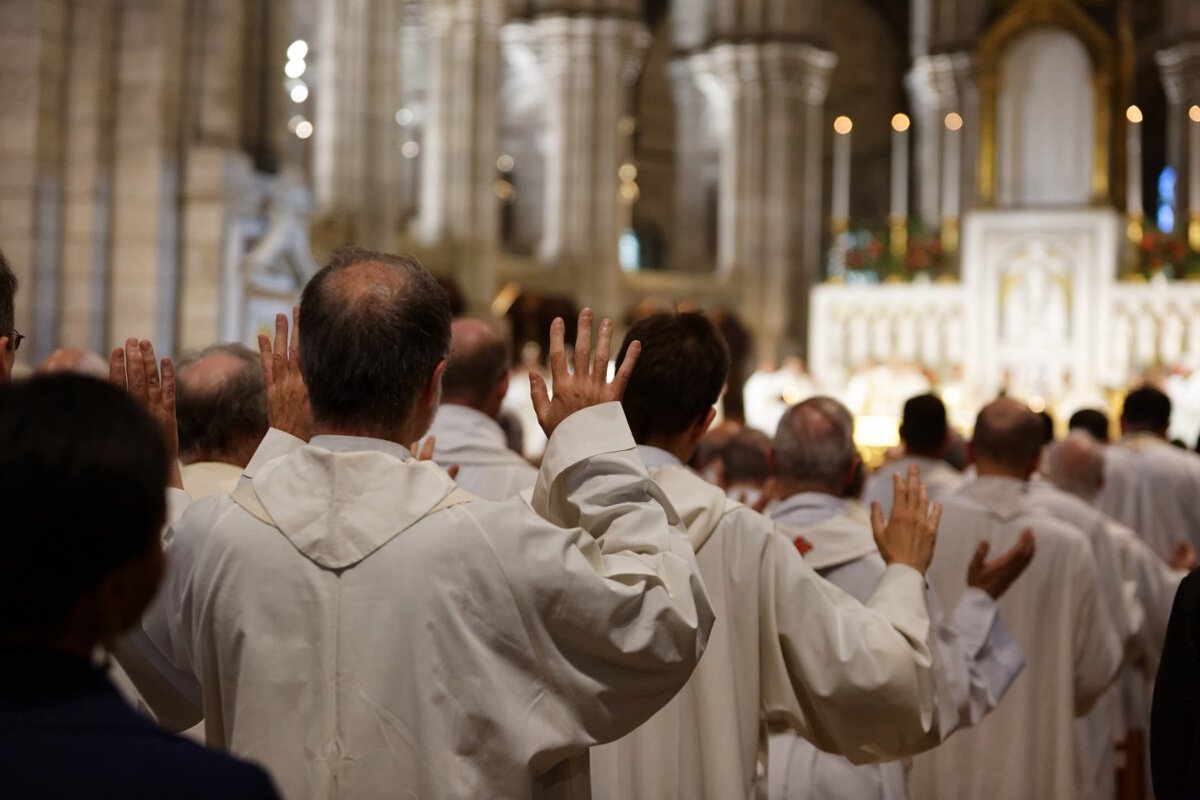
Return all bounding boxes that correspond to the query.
[313,422,424,447]
[776,481,840,502]
[1123,426,1166,441]
[974,464,1029,480]
[903,448,942,461]
[638,435,694,466]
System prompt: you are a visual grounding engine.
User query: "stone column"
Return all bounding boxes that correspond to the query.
[417,0,503,311]
[535,13,649,319]
[907,52,975,220]
[667,56,714,273]
[706,42,835,358]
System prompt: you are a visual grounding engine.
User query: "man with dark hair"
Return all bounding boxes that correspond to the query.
[909,399,1123,800]
[767,396,1030,800]
[0,375,279,800]
[175,343,268,498]
[864,393,964,516]
[426,317,537,499]
[124,249,713,800]
[1069,407,1110,444]
[1097,385,1200,560]
[593,312,966,800]
[0,251,19,382]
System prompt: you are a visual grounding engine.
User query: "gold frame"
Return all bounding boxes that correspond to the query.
[976,0,1117,206]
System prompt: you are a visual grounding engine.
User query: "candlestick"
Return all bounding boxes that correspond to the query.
[832,116,852,232]
[1127,105,1144,222]
[1189,105,1200,220]
[890,113,910,221]
[941,112,963,251]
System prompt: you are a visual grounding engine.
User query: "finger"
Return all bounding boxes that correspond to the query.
[159,357,176,417]
[125,338,146,402]
[289,306,301,368]
[547,318,568,386]
[420,437,436,462]
[1018,529,1036,558]
[891,471,906,510]
[410,441,420,459]
[608,340,641,400]
[447,464,460,480]
[108,347,126,388]
[593,318,613,385]
[574,308,593,379]
[927,502,942,536]
[971,540,991,570]
[529,371,552,423]
[870,501,886,543]
[258,333,274,385]
[140,340,161,409]
[273,313,288,367]
[906,464,921,511]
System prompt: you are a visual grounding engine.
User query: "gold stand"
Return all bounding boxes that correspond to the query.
[1127,213,1144,245]
[940,216,959,254]
[888,216,908,260]
[830,216,849,236]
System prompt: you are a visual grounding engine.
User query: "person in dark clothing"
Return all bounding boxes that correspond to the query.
[0,374,280,800]
[1151,567,1200,799]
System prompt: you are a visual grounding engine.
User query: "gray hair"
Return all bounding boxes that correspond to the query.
[774,396,857,489]
[175,343,267,463]
[1043,431,1106,499]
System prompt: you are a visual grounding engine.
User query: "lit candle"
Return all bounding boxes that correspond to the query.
[1189,105,1200,217]
[832,116,853,228]
[1127,105,1144,218]
[941,112,963,222]
[890,113,910,221]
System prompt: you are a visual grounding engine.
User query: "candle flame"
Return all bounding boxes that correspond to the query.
[944,112,963,131]
[1127,105,1143,124]
[833,116,853,135]
[1190,105,1200,123]
[891,113,911,132]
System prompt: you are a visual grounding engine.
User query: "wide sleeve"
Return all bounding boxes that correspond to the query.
[758,523,942,764]
[1151,567,1200,799]
[931,587,1024,736]
[1070,537,1124,716]
[492,403,715,755]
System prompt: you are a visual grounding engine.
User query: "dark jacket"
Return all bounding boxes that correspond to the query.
[1151,567,1200,799]
[0,647,280,799]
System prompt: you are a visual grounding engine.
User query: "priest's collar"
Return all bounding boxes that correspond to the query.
[770,492,846,527]
[636,445,683,469]
[308,434,413,461]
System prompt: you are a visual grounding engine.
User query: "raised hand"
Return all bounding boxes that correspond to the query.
[530,308,640,437]
[411,436,459,480]
[258,306,312,441]
[110,338,183,490]
[870,464,941,574]
[1170,540,1197,572]
[967,529,1036,599]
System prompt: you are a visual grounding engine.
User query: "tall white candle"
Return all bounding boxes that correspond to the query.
[1127,105,1144,218]
[832,116,853,224]
[890,113,910,220]
[941,112,963,221]
[1189,105,1200,217]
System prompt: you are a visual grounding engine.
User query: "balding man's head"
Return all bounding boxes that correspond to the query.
[773,396,858,496]
[37,348,108,379]
[970,398,1044,477]
[1043,431,1105,499]
[175,344,267,467]
[299,248,451,440]
[441,318,510,416]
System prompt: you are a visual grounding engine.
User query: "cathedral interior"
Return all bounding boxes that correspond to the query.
[5,0,1200,443]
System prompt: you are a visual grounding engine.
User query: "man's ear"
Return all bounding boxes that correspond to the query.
[690,407,718,445]
[1027,449,1042,480]
[423,359,448,409]
[839,453,862,493]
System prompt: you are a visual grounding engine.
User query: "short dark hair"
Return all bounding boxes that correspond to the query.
[971,401,1044,471]
[721,427,772,484]
[1122,386,1171,433]
[441,326,509,406]
[615,312,731,442]
[299,248,451,436]
[176,344,268,462]
[0,375,168,633]
[0,251,17,348]
[1069,408,1110,444]
[1037,411,1055,445]
[900,394,947,455]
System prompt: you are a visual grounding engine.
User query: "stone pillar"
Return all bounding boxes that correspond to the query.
[707,42,836,358]
[418,0,503,311]
[907,52,975,220]
[1157,43,1200,235]
[667,55,715,273]
[535,13,649,319]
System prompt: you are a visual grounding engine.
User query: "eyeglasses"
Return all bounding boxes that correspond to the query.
[8,330,24,352]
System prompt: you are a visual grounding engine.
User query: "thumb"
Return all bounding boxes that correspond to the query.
[530,371,551,419]
[969,540,990,574]
[870,501,886,548]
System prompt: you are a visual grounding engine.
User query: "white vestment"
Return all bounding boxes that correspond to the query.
[426,403,539,500]
[120,404,714,800]
[180,461,244,500]
[908,477,1123,800]
[1096,433,1200,560]
[862,456,964,518]
[1025,479,1142,800]
[765,493,1024,800]
[590,447,953,800]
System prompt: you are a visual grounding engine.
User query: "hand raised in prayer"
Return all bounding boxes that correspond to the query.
[411,436,459,480]
[258,306,313,442]
[869,464,941,574]
[1170,541,1197,572]
[530,308,640,437]
[109,338,183,490]
[967,529,1036,599]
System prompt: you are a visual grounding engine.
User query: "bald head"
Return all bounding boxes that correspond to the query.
[299,248,451,440]
[37,348,108,379]
[1043,431,1105,499]
[773,396,857,496]
[971,398,1044,477]
[441,318,510,416]
[175,344,267,466]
